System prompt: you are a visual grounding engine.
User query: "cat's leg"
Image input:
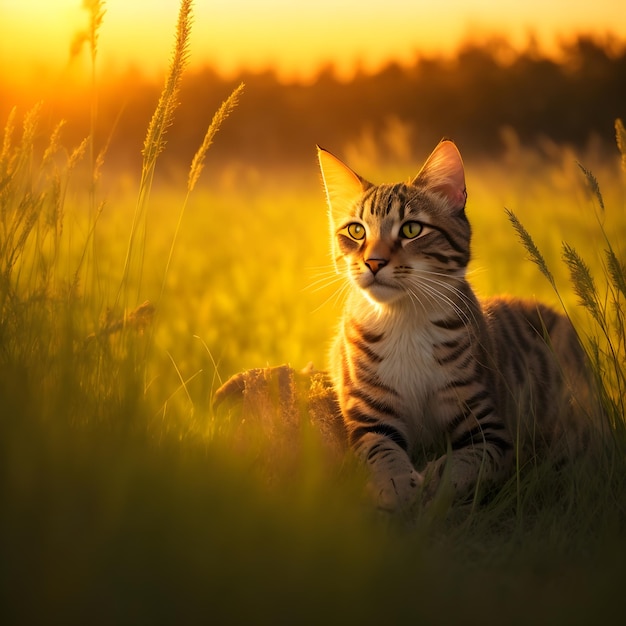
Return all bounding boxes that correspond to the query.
[422,446,513,503]
[350,429,423,511]
[422,407,514,503]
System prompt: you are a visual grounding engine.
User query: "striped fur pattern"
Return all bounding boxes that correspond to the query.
[318,140,598,511]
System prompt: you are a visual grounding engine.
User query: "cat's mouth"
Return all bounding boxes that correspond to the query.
[358,272,403,303]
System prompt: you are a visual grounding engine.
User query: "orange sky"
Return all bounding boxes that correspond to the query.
[1,0,625,86]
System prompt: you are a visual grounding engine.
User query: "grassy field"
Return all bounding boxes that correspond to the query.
[2,3,626,623]
[2,97,626,625]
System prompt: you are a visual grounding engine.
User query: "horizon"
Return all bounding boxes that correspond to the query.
[1,0,625,88]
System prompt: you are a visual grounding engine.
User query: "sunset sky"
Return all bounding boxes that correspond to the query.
[1,0,625,85]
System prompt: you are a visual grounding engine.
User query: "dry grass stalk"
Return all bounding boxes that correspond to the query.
[616,119,626,175]
[142,0,193,173]
[70,0,106,61]
[562,242,602,324]
[119,0,193,307]
[577,162,605,211]
[505,207,556,291]
[188,82,245,192]
[85,300,155,344]
[0,107,16,172]
[159,75,244,307]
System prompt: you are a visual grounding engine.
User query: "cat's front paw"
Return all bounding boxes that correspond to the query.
[369,469,423,512]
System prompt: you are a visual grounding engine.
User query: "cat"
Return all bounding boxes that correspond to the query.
[317,140,602,511]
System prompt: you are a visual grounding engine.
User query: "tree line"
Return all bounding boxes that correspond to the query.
[3,34,625,178]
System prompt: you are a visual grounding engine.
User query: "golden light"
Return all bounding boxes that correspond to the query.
[1,0,624,87]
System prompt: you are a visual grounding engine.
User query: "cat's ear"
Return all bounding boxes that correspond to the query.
[317,146,371,219]
[411,140,467,211]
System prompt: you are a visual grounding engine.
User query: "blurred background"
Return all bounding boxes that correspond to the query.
[1,0,625,187]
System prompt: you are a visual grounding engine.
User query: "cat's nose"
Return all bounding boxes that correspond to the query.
[365,258,388,275]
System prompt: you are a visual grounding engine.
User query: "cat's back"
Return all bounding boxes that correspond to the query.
[482,296,598,455]
[482,296,585,382]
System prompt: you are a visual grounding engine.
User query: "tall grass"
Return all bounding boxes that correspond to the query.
[507,120,626,430]
[0,8,252,619]
[1,1,626,623]
[159,81,245,307]
[118,0,192,308]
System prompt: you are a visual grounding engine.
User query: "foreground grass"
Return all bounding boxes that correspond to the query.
[2,138,626,624]
[2,12,626,612]
[3,424,625,625]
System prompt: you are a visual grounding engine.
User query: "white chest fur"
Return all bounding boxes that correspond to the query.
[353,302,451,446]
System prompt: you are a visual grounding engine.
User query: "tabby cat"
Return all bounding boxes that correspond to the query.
[318,140,600,511]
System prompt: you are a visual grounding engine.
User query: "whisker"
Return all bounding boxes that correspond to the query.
[305,265,339,279]
[403,268,475,306]
[304,274,345,294]
[412,279,470,325]
[303,266,343,293]
[404,273,477,332]
[405,286,429,317]
[311,278,351,313]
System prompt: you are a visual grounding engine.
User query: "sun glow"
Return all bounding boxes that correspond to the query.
[1,0,624,87]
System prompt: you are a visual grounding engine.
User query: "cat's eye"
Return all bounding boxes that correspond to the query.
[400,221,423,239]
[345,223,366,240]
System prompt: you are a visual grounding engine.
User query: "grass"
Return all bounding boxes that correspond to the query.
[2,2,626,624]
